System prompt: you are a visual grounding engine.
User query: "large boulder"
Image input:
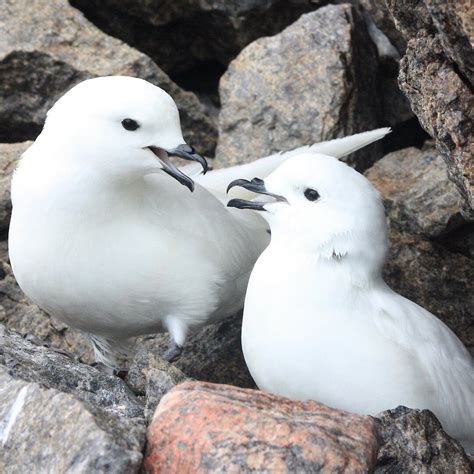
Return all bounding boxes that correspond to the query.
[70,0,323,76]
[0,366,144,473]
[0,0,216,155]
[216,4,381,170]
[386,0,474,219]
[144,381,379,472]
[375,406,472,472]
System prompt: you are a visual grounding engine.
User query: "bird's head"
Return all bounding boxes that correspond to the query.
[227,153,388,268]
[40,76,207,191]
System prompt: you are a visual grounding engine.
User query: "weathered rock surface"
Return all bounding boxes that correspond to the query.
[386,0,474,219]
[384,228,473,354]
[0,142,30,234]
[0,0,216,155]
[151,314,255,389]
[144,381,379,472]
[375,406,472,472]
[366,144,465,237]
[0,367,144,473]
[1,325,144,419]
[70,0,322,76]
[217,4,380,170]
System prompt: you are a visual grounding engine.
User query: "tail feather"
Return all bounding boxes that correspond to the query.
[196,128,391,200]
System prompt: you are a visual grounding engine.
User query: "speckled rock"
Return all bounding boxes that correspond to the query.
[0,367,144,473]
[375,406,471,472]
[0,0,216,155]
[1,325,144,419]
[70,0,322,76]
[366,145,465,237]
[151,313,255,389]
[144,381,379,472]
[384,228,474,354]
[217,4,381,170]
[386,0,474,219]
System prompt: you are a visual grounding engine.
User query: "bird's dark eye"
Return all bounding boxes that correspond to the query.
[121,118,140,131]
[304,188,320,202]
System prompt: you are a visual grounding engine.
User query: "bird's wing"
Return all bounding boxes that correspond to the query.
[372,286,474,443]
[195,128,391,201]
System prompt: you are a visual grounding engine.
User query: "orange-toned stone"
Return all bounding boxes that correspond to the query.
[144,381,379,472]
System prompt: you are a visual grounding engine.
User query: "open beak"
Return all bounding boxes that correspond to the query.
[226,177,287,211]
[148,144,208,192]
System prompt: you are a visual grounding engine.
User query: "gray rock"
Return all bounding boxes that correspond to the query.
[0,0,216,155]
[375,406,471,472]
[0,367,144,473]
[366,145,465,237]
[1,325,144,419]
[216,4,381,170]
[149,314,255,389]
[0,142,30,233]
[384,228,474,354]
[386,0,474,219]
[70,0,323,76]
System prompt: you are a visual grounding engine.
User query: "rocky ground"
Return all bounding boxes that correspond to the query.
[0,0,472,472]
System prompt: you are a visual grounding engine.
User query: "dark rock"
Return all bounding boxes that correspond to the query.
[375,406,472,472]
[144,381,379,472]
[366,144,465,237]
[0,142,30,234]
[384,228,474,354]
[386,0,474,219]
[152,313,256,389]
[70,0,322,77]
[0,366,144,473]
[216,4,381,170]
[0,0,216,155]
[1,325,144,419]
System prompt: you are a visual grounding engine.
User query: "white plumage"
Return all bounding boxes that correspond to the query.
[8,75,389,367]
[228,153,474,453]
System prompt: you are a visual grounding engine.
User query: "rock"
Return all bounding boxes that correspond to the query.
[70,0,322,77]
[384,228,474,354]
[386,0,474,219]
[0,240,94,363]
[0,142,30,233]
[144,381,379,472]
[1,325,144,419]
[366,144,465,237]
[0,0,216,155]
[0,366,144,473]
[126,341,188,419]
[375,406,472,472]
[151,314,255,389]
[216,4,381,170]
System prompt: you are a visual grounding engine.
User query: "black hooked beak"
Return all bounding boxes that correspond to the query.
[148,144,207,192]
[226,177,287,211]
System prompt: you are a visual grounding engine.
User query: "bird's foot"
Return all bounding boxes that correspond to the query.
[163,337,183,362]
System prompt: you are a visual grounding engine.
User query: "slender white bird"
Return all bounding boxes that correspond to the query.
[227,153,474,453]
[9,75,390,369]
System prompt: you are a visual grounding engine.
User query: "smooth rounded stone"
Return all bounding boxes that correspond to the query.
[1,325,144,419]
[70,0,323,76]
[384,228,474,354]
[152,313,256,389]
[366,145,465,237]
[386,0,474,220]
[0,367,144,474]
[374,406,472,472]
[216,4,381,170]
[0,0,216,155]
[144,381,379,472]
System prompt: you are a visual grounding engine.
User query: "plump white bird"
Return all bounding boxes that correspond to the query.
[9,75,389,368]
[227,154,474,453]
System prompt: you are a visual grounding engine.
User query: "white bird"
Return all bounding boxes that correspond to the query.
[227,153,474,453]
[9,75,390,369]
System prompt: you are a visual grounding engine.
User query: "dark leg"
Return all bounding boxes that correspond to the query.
[162,335,183,362]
